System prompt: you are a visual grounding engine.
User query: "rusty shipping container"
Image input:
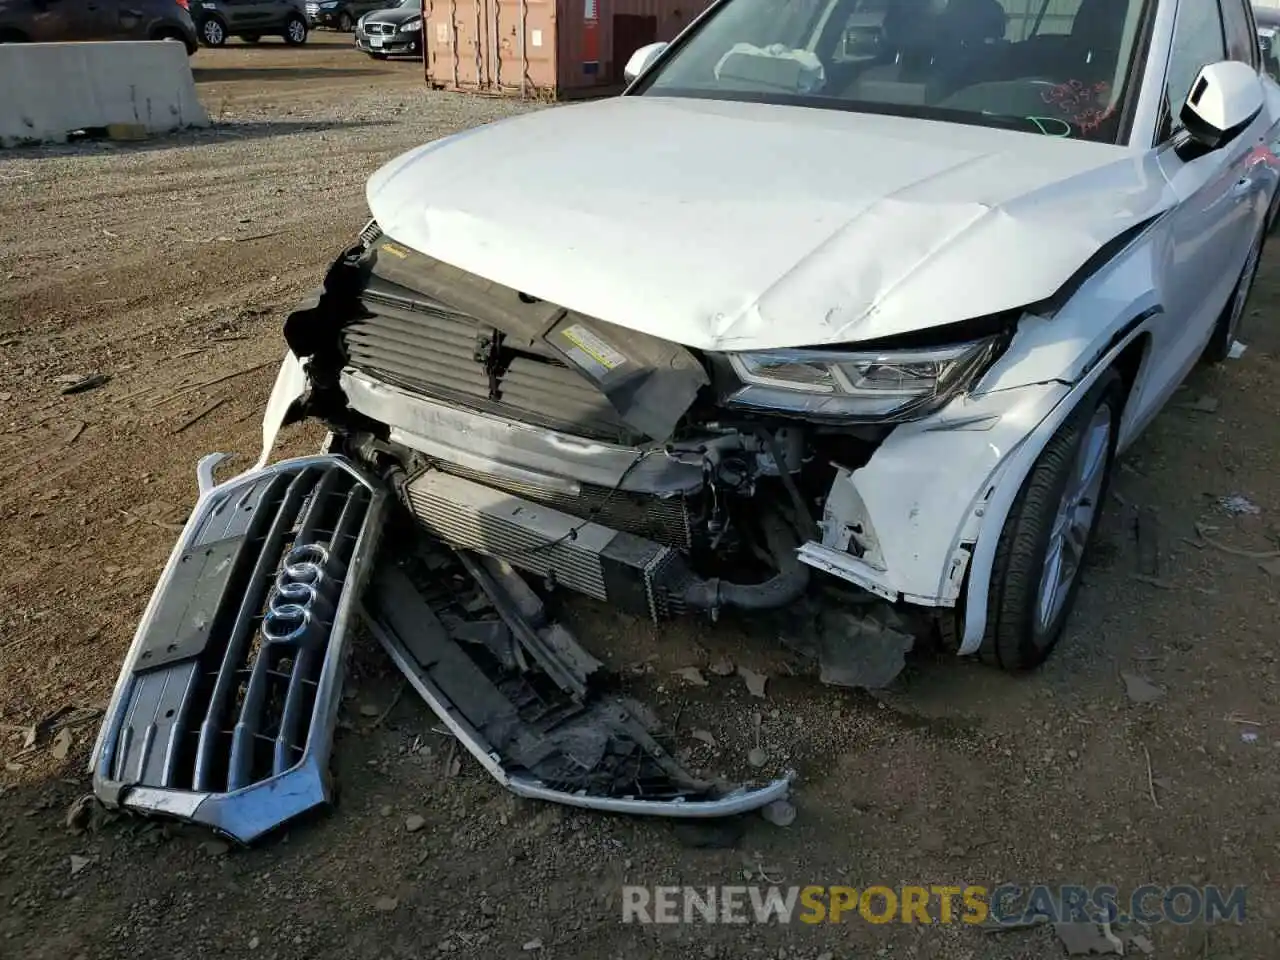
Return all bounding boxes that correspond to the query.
[422,0,714,98]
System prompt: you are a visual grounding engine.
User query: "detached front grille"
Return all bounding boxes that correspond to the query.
[92,456,385,843]
[342,288,638,444]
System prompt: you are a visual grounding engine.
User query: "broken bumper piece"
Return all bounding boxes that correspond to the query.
[90,454,387,844]
[363,549,792,818]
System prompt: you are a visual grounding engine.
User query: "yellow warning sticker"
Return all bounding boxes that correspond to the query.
[560,323,627,374]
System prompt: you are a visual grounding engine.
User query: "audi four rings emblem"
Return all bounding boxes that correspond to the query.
[261,543,344,647]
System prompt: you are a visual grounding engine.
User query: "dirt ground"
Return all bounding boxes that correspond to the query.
[2,33,1279,960]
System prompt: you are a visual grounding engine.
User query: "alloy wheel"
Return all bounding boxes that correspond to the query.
[1034,402,1112,634]
[203,19,224,44]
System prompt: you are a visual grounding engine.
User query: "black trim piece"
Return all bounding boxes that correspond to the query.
[1078,307,1159,380]
[1179,99,1262,152]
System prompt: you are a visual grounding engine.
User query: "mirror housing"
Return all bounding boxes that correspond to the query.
[1180,60,1264,150]
[624,42,669,84]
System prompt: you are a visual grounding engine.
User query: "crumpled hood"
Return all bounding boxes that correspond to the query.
[367,96,1173,351]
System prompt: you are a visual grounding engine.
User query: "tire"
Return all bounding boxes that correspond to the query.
[240,33,261,43]
[282,13,307,44]
[199,16,227,46]
[1202,222,1265,364]
[979,368,1123,671]
[338,10,354,31]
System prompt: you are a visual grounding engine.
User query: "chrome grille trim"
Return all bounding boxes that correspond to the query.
[90,454,387,844]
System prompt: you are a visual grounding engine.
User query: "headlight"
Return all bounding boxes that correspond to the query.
[401,17,421,31]
[723,338,999,421]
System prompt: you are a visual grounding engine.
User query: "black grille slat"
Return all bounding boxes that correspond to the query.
[196,469,316,791]
[228,469,356,790]
[93,456,383,844]
[274,648,317,774]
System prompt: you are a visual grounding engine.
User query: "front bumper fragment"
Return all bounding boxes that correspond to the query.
[363,545,793,818]
[89,454,387,844]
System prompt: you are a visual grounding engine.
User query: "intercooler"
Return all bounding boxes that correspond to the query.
[404,469,692,621]
[426,458,693,550]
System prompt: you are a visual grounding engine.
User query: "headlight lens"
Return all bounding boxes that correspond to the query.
[724,338,999,420]
[401,17,421,30]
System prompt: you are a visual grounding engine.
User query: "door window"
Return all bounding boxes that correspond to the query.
[1219,0,1258,66]
[1163,0,1227,137]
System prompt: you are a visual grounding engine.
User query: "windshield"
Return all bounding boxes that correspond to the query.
[636,0,1150,142]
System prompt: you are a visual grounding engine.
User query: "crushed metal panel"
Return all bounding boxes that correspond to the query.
[364,549,792,817]
[89,454,387,844]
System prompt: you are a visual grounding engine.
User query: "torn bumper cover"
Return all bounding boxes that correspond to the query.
[90,451,790,840]
[89,454,387,844]
[362,550,792,817]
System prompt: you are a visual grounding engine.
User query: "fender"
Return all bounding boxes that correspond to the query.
[958,322,1155,654]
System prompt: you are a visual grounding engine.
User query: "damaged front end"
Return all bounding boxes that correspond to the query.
[282,224,1012,630]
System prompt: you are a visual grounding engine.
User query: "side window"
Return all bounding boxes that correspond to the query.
[1164,0,1227,135]
[1220,0,1258,66]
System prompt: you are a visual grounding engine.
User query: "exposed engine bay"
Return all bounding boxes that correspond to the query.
[279,223,1008,631]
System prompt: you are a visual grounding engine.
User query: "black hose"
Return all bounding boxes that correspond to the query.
[682,508,810,613]
[761,428,820,540]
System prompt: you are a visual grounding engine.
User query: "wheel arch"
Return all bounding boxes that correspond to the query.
[957,320,1154,655]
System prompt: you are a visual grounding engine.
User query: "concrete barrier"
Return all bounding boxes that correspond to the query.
[0,41,209,147]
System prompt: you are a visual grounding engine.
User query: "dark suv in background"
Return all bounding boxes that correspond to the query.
[194,0,308,45]
[306,0,387,32]
[0,0,198,52]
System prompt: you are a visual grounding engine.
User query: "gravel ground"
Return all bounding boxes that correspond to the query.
[1,36,1278,960]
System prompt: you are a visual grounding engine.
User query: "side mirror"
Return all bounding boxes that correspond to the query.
[624,42,669,84]
[1180,60,1264,150]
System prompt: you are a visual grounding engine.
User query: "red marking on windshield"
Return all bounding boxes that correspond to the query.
[1041,80,1114,135]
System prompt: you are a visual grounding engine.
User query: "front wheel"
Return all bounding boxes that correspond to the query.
[337,11,354,31]
[979,369,1123,671]
[199,16,227,46]
[283,14,308,44]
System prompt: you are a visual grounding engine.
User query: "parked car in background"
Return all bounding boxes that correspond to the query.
[1256,4,1280,80]
[306,0,385,32]
[194,0,308,45]
[354,0,419,58]
[0,0,198,52]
